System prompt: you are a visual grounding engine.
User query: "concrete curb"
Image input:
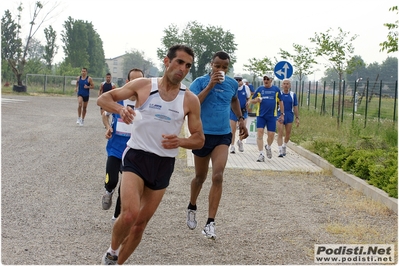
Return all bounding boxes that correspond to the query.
[287,142,398,214]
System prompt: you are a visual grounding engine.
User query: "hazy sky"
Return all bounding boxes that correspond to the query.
[1,0,398,80]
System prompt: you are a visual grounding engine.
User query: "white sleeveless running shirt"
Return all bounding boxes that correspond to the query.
[126,78,186,158]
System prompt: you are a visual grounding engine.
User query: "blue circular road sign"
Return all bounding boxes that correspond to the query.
[274,61,293,80]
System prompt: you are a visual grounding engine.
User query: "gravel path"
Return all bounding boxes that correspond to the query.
[1,95,397,265]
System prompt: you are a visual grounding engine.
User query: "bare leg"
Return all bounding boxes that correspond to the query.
[81,101,88,120]
[111,172,166,264]
[229,120,237,146]
[208,144,228,219]
[77,96,83,118]
[190,155,211,206]
[256,128,264,152]
[277,122,284,146]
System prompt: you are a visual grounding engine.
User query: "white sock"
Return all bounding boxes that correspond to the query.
[107,246,120,256]
[283,142,287,147]
[265,145,271,150]
[278,146,282,152]
[260,151,264,155]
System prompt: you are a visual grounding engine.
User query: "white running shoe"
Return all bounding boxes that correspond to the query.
[186,209,197,230]
[237,140,244,152]
[265,145,272,159]
[256,154,265,162]
[76,118,81,124]
[102,252,118,265]
[79,119,84,126]
[102,190,114,210]
[229,145,235,154]
[202,222,216,240]
[282,146,287,156]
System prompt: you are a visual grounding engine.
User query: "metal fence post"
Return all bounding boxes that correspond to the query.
[352,80,357,121]
[364,79,369,128]
[332,81,335,117]
[341,80,346,123]
[378,80,382,123]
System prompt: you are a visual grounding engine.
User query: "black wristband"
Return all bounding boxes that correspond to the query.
[238,116,244,121]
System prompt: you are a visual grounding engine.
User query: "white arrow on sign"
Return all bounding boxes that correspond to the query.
[276,62,290,79]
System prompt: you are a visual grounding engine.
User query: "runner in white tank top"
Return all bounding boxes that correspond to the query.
[126,78,186,158]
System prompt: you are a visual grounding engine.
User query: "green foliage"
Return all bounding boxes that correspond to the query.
[55,61,81,77]
[1,2,58,86]
[243,57,275,82]
[123,50,157,78]
[292,108,398,198]
[61,17,90,69]
[61,17,106,77]
[279,43,316,82]
[309,27,359,128]
[157,21,237,80]
[379,6,398,53]
[43,25,58,69]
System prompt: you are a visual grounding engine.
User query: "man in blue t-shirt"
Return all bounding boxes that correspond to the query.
[229,75,251,153]
[277,79,299,157]
[186,51,248,240]
[249,73,284,162]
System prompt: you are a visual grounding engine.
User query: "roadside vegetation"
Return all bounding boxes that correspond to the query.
[290,109,397,198]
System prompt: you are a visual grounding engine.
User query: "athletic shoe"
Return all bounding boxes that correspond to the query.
[229,146,235,154]
[79,119,84,126]
[278,153,284,158]
[202,222,216,240]
[256,154,265,162]
[102,190,114,210]
[76,118,81,124]
[186,209,197,230]
[282,146,287,156]
[102,252,118,265]
[265,145,272,159]
[237,140,244,152]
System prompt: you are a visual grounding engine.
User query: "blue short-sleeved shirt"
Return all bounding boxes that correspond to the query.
[252,85,282,118]
[190,74,238,135]
[280,91,298,114]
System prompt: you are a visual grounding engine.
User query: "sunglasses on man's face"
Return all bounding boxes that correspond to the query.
[263,77,271,81]
[235,79,242,82]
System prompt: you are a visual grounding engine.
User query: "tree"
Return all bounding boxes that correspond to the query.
[26,37,44,60]
[61,17,105,77]
[380,57,398,82]
[380,6,398,53]
[43,25,58,71]
[1,2,59,91]
[157,21,237,80]
[86,22,105,77]
[279,43,316,85]
[243,57,275,84]
[310,27,359,128]
[61,17,89,69]
[122,49,156,78]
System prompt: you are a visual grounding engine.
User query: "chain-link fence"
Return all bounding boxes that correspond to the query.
[25,74,106,95]
[271,79,398,124]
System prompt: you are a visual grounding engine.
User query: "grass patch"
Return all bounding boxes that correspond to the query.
[291,109,398,198]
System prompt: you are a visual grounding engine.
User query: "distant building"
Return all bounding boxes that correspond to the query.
[105,54,161,87]
[105,55,126,87]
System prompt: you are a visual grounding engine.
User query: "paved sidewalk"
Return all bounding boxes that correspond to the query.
[186,129,323,173]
